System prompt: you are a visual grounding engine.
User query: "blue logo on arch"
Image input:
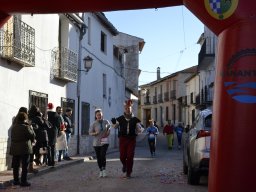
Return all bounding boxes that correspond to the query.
[225,82,256,103]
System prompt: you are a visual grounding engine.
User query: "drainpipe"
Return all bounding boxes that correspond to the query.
[76,13,86,155]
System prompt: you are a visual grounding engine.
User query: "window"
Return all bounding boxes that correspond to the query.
[87,17,91,45]
[165,106,169,121]
[81,102,90,135]
[29,90,48,116]
[172,104,176,123]
[154,108,158,122]
[103,73,107,98]
[191,109,195,124]
[101,31,107,53]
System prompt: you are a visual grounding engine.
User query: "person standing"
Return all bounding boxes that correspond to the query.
[56,124,68,162]
[89,109,111,178]
[163,121,174,150]
[10,112,35,187]
[146,119,159,157]
[111,99,143,179]
[63,107,74,160]
[47,103,60,166]
[27,104,40,173]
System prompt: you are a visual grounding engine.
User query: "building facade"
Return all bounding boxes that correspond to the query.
[0,13,144,171]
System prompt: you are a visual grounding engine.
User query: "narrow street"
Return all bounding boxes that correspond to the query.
[4,133,208,192]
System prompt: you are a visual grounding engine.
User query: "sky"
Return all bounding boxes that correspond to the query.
[104,6,204,86]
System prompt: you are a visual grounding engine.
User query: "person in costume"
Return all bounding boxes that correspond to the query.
[111,99,143,178]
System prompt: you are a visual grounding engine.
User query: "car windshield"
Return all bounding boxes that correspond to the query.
[204,114,212,130]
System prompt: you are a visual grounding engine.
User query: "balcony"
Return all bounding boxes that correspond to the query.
[143,96,151,105]
[158,93,163,103]
[153,96,157,104]
[183,95,188,106]
[164,92,169,101]
[0,16,35,67]
[198,37,215,70]
[190,92,196,104]
[170,90,176,100]
[195,86,214,110]
[51,47,78,82]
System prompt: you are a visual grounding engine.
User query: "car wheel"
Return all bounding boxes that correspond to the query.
[187,162,200,185]
[183,158,188,174]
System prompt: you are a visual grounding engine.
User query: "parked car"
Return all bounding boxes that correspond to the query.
[183,108,212,185]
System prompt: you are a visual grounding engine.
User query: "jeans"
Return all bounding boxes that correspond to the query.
[12,154,30,183]
[64,133,71,158]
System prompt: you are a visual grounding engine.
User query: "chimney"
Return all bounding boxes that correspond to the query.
[157,67,160,80]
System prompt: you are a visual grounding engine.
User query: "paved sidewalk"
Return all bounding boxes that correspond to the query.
[0,155,93,189]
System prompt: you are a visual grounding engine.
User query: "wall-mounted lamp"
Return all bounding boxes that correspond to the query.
[83,56,93,72]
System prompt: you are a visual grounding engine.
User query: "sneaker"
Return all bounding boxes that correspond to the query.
[20,182,31,187]
[99,171,103,178]
[120,172,127,179]
[126,173,132,179]
[102,170,107,177]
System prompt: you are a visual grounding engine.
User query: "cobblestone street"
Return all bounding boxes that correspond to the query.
[2,134,208,192]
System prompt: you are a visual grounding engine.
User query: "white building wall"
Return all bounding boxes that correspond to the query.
[66,13,126,155]
[0,14,62,171]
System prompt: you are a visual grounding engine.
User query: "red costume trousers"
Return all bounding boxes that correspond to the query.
[119,136,136,175]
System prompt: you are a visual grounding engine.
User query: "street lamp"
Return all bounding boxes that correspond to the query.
[83,56,93,72]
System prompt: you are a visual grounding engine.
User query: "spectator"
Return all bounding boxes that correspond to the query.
[63,107,74,160]
[47,103,60,166]
[10,112,35,187]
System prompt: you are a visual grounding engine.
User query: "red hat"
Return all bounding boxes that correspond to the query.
[124,99,133,107]
[47,103,54,110]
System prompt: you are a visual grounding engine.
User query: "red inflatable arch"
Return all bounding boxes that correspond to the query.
[1,1,256,192]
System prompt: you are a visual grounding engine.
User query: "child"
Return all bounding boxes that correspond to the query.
[56,124,67,162]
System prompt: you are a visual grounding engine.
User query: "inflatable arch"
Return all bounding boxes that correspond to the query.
[0,1,255,191]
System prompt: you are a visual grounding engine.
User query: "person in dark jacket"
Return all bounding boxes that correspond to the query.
[27,104,40,173]
[10,112,35,187]
[47,103,61,166]
[32,111,49,165]
[111,99,144,178]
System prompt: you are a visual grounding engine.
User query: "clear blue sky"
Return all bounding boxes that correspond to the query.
[104,6,204,86]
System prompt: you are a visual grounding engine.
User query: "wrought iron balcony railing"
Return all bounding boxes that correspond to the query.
[143,96,151,105]
[51,47,78,82]
[170,90,176,100]
[158,93,163,103]
[153,96,157,104]
[0,16,35,66]
[164,91,169,101]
